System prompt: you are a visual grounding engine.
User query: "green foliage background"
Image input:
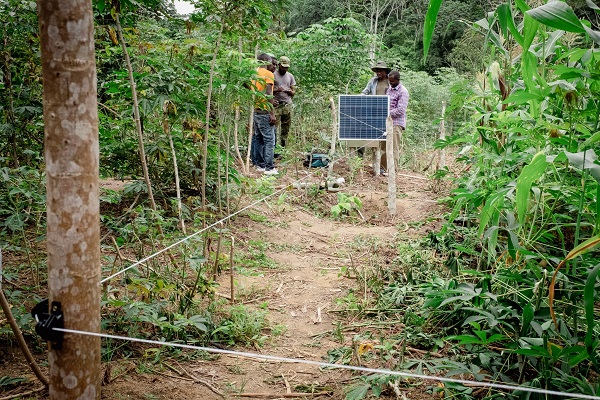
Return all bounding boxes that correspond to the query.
[1,0,600,398]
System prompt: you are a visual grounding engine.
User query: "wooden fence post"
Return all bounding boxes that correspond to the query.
[328,97,337,179]
[438,101,447,170]
[386,117,396,216]
[38,1,101,398]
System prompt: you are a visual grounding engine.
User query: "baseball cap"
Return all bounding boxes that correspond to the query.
[279,56,291,67]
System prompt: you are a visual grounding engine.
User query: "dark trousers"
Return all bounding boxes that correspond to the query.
[275,104,292,147]
[252,113,275,170]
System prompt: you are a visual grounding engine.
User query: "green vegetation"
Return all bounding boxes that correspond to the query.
[1,0,600,398]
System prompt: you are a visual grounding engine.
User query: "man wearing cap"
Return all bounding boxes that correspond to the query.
[251,53,278,175]
[273,56,296,147]
[361,61,391,95]
[382,70,409,172]
[355,61,391,160]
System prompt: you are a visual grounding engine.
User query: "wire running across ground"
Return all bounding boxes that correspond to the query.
[54,327,600,400]
[101,131,388,285]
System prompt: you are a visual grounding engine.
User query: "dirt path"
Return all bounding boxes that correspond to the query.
[1,169,445,399]
[101,170,444,399]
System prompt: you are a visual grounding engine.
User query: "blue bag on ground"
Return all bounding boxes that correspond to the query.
[304,153,329,168]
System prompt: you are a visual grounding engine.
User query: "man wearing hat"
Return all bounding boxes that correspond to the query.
[273,56,296,147]
[361,61,391,95]
[354,61,391,160]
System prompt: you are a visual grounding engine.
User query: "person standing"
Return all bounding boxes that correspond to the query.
[251,53,278,175]
[273,56,296,147]
[357,61,391,160]
[382,70,409,172]
[362,61,391,96]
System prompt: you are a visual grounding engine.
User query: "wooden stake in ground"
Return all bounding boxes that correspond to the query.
[37,1,101,398]
[230,237,235,304]
[0,288,48,387]
[327,97,337,180]
[438,101,446,170]
[386,116,396,216]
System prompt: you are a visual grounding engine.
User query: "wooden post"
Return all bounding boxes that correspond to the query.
[230,237,235,305]
[327,97,337,179]
[37,1,101,398]
[373,147,381,176]
[386,117,396,216]
[438,101,446,170]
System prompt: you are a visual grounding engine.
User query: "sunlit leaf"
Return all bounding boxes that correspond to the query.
[527,1,585,33]
[516,151,547,224]
[423,0,443,62]
[497,3,524,45]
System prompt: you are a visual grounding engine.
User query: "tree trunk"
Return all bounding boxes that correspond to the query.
[233,26,247,173]
[115,11,177,268]
[115,12,157,211]
[37,1,101,398]
[163,105,186,234]
[201,23,224,227]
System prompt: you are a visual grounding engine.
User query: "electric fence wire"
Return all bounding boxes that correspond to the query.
[54,327,600,400]
[101,108,388,285]
[71,106,598,399]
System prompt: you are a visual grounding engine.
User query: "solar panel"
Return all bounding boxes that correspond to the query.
[338,95,389,142]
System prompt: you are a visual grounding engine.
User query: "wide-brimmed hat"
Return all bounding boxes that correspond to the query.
[371,61,391,73]
[279,56,291,67]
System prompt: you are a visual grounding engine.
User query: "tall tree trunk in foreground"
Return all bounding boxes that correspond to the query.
[37,1,101,398]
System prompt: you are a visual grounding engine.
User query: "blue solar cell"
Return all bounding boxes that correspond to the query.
[338,95,389,141]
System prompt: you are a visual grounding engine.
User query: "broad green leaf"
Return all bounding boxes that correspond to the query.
[423,0,443,62]
[497,4,510,38]
[514,0,530,13]
[534,30,564,58]
[583,25,600,45]
[516,151,548,224]
[503,90,543,105]
[448,334,485,345]
[587,0,600,10]
[478,190,506,236]
[521,303,534,336]
[553,65,588,79]
[522,14,540,53]
[497,3,524,45]
[346,384,369,400]
[475,17,506,52]
[526,1,585,33]
[507,230,525,259]
[564,150,600,183]
[565,235,600,262]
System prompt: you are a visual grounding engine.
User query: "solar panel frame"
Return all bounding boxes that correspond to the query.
[338,95,389,142]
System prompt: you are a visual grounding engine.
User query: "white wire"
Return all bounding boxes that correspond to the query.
[55,327,600,400]
[338,110,388,136]
[101,120,386,284]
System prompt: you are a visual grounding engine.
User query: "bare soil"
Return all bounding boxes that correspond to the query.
[0,161,448,400]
